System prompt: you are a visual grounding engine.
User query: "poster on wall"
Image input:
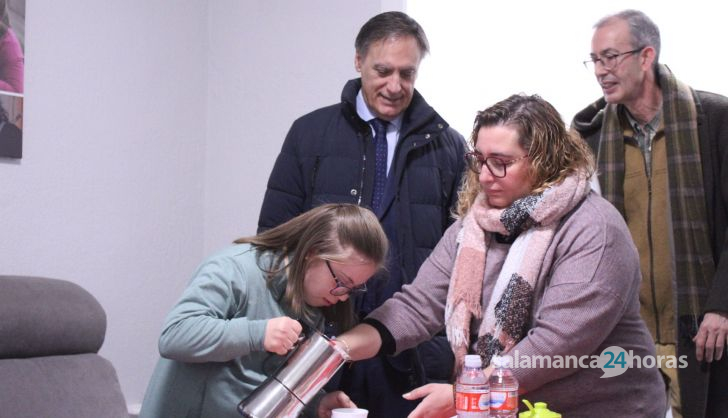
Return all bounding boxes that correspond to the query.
[0,0,24,159]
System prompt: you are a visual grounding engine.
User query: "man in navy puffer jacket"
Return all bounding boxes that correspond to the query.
[257,11,467,418]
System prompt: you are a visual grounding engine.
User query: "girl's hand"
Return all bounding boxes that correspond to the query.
[264,316,302,355]
[316,391,356,418]
[403,383,456,418]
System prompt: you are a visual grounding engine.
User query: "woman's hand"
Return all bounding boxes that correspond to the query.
[317,391,356,418]
[402,383,456,418]
[263,316,302,355]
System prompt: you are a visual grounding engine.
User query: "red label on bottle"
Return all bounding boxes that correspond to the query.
[455,391,489,412]
[489,390,518,412]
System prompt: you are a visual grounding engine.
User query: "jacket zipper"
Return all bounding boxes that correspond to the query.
[357,153,366,206]
[645,142,661,342]
[354,129,367,206]
[310,156,320,197]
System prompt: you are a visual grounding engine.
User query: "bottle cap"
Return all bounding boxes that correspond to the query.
[491,355,512,368]
[519,399,562,418]
[464,354,482,368]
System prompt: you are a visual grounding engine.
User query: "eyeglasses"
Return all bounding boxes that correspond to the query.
[464,151,528,178]
[326,260,367,296]
[583,46,645,71]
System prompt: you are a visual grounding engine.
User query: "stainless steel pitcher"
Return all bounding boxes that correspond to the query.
[238,331,349,418]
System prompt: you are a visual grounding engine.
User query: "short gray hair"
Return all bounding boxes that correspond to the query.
[595,9,661,64]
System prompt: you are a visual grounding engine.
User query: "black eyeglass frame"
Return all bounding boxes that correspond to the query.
[583,46,646,70]
[464,151,528,178]
[326,260,367,296]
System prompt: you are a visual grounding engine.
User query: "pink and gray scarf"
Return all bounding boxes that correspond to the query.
[445,169,591,369]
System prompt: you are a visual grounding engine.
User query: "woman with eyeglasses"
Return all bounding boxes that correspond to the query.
[333,94,665,417]
[139,203,388,418]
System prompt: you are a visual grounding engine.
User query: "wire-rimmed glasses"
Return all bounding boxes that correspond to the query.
[583,46,645,71]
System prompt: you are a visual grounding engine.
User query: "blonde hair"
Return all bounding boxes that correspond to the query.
[456,94,594,217]
[235,204,388,331]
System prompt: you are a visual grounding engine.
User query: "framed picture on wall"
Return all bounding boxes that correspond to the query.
[0,0,24,159]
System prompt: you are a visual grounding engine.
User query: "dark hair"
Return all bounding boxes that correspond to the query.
[457,94,594,216]
[355,11,429,58]
[595,9,661,65]
[235,203,388,331]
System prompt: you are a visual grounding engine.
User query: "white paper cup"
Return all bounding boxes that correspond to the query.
[331,407,368,418]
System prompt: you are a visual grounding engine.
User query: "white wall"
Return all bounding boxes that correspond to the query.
[204,0,384,254]
[408,0,728,139]
[0,0,208,409]
[0,0,398,410]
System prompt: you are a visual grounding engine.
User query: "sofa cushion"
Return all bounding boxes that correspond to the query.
[0,275,106,358]
[0,353,129,418]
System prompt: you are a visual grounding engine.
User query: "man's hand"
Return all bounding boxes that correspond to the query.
[693,311,728,362]
[317,391,356,418]
[402,383,456,418]
[263,316,302,355]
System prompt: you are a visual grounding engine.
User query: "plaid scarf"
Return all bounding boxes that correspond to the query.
[445,169,591,370]
[596,64,714,320]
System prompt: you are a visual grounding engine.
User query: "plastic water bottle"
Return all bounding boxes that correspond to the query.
[455,354,489,417]
[489,355,518,418]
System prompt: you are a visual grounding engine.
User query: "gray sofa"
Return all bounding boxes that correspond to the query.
[0,275,129,418]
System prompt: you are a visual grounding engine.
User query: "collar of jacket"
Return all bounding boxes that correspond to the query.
[340,78,449,140]
[254,248,288,302]
[572,96,608,139]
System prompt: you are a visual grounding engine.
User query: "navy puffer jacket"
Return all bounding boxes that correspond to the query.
[258,78,467,286]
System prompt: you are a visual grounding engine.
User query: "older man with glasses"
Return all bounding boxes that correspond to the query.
[571,9,728,418]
